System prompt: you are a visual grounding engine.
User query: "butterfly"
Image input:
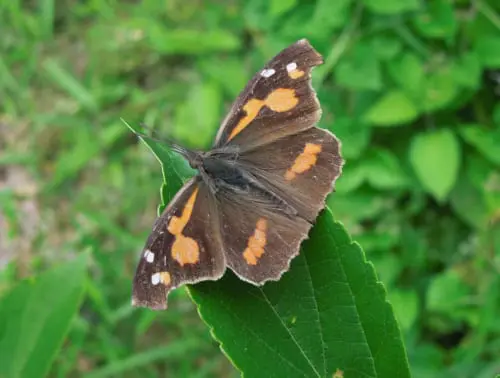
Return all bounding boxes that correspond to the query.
[132,39,343,310]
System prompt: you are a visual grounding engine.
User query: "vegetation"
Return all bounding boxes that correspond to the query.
[1,1,499,377]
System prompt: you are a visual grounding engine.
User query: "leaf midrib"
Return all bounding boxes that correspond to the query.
[259,288,321,378]
[213,296,311,377]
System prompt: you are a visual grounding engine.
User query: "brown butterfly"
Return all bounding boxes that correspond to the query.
[132,39,343,310]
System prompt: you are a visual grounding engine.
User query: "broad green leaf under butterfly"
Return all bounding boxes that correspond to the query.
[125,122,411,377]
[0,254,88,378]
[190,213,410,378]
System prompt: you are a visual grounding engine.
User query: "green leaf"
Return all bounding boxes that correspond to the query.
[269,0,297,16]
[335,161,366,193]
[409,129,461,202]
[412,0,458,39]
[0,254,88,378]
[474,35,500,68]
[387,52,425,97]
[329,189,390,224]
[364,90,419,126]
[390,289,419,331]
[370,35,403,60]
[362,0,419,15]
[421,67,459,112]
[363,148,410,189]
[335,43,382,91]
[309,0,351,32]
[189,211,410,378]
[427,269,471,315]
[459,124,500,166]
[329,117,371,160]
[450,171,489,228]
[451,52,482,89]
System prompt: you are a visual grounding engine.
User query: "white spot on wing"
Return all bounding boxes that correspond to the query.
[286,62,298,72]
[151,273,161,285]
[260,68,276,78]
[144,249,154,263]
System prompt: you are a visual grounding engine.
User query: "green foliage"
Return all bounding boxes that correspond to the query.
[1,0,500,377]
[409,129,461,202]
[0,255,88,378]
[190,215,409,378]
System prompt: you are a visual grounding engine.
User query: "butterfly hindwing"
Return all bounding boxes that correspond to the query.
[132,178,226,309]
[237,127,343,222]
[216,186,312,284]
[214,39,323,151]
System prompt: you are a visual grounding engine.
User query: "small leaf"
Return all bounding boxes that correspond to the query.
[474,35,500,68]
[387,52,425,96]
[421,67,459,112]
[409,129,461,202]
[451,52,482,89]
[450,168,490,228]
[269,0,297,16]
[335,161,366,193]
[363,149,410,189]
[362,0,419,15]
[329,117,371,160]
[335,43,383,91]
[189,211,410,378]
[390,289,419,331]
[459,124,500,166]
[412,0,458,39]
[0,254,88,378]
[329,189,389,223]
[370,35,403,60]
[427,269,471,314]
[364,90,419,126]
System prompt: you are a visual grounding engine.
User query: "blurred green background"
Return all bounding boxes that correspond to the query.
[1,0,500,377]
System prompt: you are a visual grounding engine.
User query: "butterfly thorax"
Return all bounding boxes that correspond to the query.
[189,151,299,218]
[196,152,250,192]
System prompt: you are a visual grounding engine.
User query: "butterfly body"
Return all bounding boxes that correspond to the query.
[133,39,343,310]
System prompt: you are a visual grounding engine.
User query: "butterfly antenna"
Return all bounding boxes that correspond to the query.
[131,123,199,163]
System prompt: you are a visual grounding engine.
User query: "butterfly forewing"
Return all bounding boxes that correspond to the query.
[214,39,323,151]
[132,178,225,309]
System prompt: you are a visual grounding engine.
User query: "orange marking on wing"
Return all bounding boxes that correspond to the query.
[167,188,200,266]
[243,218,268,266]
[228,88,299,140]
[264,88,298,112]
[288,69,305,79]
[228,99,264,140]
[160,272,171,285]
[285,143,322,181]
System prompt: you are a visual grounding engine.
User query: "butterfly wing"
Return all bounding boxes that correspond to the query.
[237,127,343,222]
[213,39,323,151]
[132,178,226,310]
[216,185,312,284]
